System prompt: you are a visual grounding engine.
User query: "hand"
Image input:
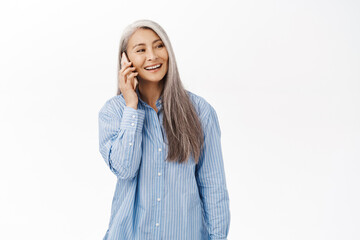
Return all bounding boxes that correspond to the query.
[119,52,139,109]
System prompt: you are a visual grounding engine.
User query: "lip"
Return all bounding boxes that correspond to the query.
[144,63,162,69]
[145,65,162,73]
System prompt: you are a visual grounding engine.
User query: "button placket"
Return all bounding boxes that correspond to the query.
[155,147,163,233]
[151,111,164,235]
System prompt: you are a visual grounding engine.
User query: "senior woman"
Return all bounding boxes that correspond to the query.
[98,19,230,240]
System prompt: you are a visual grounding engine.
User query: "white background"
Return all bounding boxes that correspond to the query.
[1,0,359,239]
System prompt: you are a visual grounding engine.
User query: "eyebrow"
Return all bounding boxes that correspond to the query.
[132,39,162,50]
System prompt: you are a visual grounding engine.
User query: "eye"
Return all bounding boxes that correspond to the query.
[157,43,164,48]
[136,49,145,53]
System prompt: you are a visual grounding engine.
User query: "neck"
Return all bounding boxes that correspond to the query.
[138,79,164,107]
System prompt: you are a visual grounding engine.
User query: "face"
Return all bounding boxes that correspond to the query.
[126,28,169,83]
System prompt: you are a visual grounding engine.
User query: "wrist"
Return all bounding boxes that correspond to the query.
[126,103,137,110]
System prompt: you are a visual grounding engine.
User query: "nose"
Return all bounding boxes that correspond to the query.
[147,48,158,61]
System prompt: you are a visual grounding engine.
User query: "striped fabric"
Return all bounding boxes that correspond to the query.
[98,88,230,240]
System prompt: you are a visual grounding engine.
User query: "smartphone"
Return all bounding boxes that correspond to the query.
[122,51,131,66]
[122,52,138,89]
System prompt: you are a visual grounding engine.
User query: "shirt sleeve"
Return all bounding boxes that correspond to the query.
[98,99,145,180]
[195,105,231,240]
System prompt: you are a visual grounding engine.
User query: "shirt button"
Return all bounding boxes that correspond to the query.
[156,223,160,227]
[129,142,133,146]
[157,198,161,202]
[132,115,136,118]
[158,172,161,176]
[131,122,135,126]
[158,148,162,152]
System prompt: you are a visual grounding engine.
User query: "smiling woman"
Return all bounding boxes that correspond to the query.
[98,19,230,240]
[125,29,169,88]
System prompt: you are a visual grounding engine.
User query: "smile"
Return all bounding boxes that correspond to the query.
[144,64,162,72]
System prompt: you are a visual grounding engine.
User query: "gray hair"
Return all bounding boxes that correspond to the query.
[116,19,203,164]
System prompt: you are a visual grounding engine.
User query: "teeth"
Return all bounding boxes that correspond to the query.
[145,64,161,70]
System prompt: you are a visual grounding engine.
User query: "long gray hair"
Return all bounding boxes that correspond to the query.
[116,19,204,164]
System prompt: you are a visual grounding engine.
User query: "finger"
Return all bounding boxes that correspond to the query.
[133,75,139,90]
[120,69,137,88]
[127,72,139,83]
[126,72,139,89]
[120,60,132,73]
[119,66,134,80]
[122,66,136,76]
[133,77,138,89]
[120,63,131,75]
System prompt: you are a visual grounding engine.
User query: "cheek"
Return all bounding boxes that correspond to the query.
[161,53,169,67]
[162,51,169,61]
[132,60,144,70]
[164,59,169,70]
[128,54,144,67]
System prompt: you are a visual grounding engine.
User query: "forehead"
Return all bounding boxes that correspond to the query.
[128,28,161,46]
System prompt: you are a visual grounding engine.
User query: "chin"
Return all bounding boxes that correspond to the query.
[144,78,164,83]
[139,73,166,82]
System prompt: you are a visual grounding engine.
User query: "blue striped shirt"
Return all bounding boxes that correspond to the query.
[98,88,230,240]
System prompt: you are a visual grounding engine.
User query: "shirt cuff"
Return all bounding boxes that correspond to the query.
[119,106,145,134]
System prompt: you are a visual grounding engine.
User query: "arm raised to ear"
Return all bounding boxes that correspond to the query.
[98,98,145,180]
